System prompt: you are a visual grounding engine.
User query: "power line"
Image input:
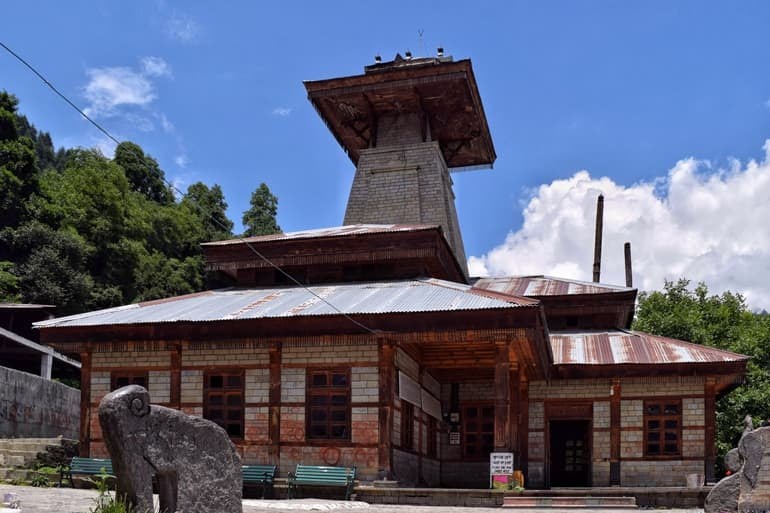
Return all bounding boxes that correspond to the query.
[0,40,378,335]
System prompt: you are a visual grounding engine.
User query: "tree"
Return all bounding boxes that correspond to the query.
[114,141,173,204]
[242,183,280,237]
[0,91,39,228]
[182,182,234,241]
[634,279,770,469]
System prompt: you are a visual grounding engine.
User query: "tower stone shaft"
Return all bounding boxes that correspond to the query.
[305,55,496,275]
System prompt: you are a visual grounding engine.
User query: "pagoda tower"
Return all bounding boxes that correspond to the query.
[304,54,496,275]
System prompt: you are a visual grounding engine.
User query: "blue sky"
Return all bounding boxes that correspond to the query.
[3,1,770,306]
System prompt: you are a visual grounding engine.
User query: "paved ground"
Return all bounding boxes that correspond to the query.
[0,484,706,513]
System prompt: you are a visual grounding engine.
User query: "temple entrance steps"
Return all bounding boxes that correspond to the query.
[0,437,74,482]
[503,495,637,508]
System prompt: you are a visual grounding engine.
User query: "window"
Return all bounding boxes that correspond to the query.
[111,372,148,391]
[463,404,494,459]
[644,400,681,457]
[427,416,438,459]
[203,371,244,438]
[307,369,350,440]
[401,401,414,450]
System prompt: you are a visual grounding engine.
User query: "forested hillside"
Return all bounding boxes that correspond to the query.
[0,91,278,315]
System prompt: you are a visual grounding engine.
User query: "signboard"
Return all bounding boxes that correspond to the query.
[398,371,421,407]
[490,452,514,489]
[421,389,441,420]
[449,431,461,445]
[490,452,514,475]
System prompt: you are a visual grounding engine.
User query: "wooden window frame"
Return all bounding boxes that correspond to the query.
[306,368,351,442]
[401,401,414,451]
[203,370,245,440]
[427,415,438,459]
[643,399,682,458]
[111,371,148,391]
[462,402,495,461]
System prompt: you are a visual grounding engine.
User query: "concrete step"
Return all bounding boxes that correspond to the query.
[0,453,27,467]
[503,496,637,508]
[0,437,63,452]
[0,467,34,482]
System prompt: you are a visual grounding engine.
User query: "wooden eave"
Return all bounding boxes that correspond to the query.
[40,304,550,381]
[552,359,748,395]
[537,290,637,329]
[202,227,467,284]
[304,59,496,169]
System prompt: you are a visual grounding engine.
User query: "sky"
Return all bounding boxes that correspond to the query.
[3,1,770,308]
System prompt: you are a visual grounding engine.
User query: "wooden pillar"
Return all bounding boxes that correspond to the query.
[169,343,181,408]
[518,378,529,479]
[79,351,92,457]
[268,343,282,467]
[494,343,512,450]
[705,378,717,483]
[509,364,520,452]
[378,338,395,479]
[417,367,424,484]
[610,378,621,485]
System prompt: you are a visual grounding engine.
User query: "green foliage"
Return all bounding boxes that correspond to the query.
[0,260,20,301]
[0,89,278,316]
[242,182,280,237]
[0,91,39,228]
[634,278,770,470]
[183,182,233,241]
[114,141,173,204]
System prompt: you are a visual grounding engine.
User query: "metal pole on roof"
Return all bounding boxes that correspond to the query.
[624,242,633,288]
[592,194,604,283]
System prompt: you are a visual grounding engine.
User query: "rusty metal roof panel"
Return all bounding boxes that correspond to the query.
[202,224,438,246]
[550,329,748,365]
[35,278,533,329]
[473,276,633,297]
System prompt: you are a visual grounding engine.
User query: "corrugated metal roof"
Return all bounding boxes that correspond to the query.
[202,224,438,246]
[550,329,748,365]
[35,278,532,329]
[473,276,633,297]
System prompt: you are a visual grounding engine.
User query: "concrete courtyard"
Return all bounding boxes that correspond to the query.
[0,484,705,513]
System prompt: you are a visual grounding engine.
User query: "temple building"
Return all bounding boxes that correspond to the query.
[36,54,747,489]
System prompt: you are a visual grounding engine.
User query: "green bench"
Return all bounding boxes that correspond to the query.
[287,464,357,500]
[242,464,278,499]
[64,457,114,486]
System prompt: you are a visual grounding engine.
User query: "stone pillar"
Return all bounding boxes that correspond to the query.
[378,338,395,479]
[40,353,53,379]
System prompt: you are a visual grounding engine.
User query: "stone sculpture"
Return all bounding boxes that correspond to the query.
[98,385,242,513]
[705,425,770,513]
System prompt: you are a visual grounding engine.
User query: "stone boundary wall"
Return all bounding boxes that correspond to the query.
[0,366,79,439]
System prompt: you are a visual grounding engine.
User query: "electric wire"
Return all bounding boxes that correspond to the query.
[0,40,378,335]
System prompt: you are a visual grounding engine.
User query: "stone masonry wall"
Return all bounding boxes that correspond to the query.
[527,376,707,488]
[345,141,467,271]
[0,366,79,439]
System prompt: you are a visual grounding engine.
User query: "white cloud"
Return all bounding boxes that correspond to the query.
[83,67,156,117]
[272,107,292,117]
[166,12,200,43]
[174,154,189,168]
[468,140,770,310]
[82,57,172,120]
[158,113,175,133]
[141,56,172,78]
